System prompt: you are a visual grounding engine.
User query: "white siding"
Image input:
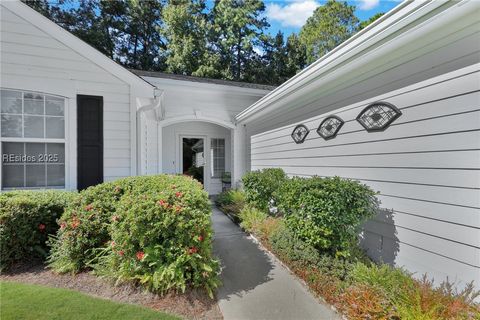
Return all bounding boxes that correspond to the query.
[0,7,133,187]
[249,65,480,288]
[142,76,269,125]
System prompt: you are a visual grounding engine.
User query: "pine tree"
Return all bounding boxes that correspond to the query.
[210,0,269,82]
[162,0,210,75]
[299,0,358,64]
[285,33,307,77]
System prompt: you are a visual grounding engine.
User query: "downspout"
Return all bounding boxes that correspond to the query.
[136,88,164,175]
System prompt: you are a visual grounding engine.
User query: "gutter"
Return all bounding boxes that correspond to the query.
[234,0,443,123]
[136,89,164,175]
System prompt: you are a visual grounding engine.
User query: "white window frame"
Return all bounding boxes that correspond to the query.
[210,138,226,179]
[0,88,69,190]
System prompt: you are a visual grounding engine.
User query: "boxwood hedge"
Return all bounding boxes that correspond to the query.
[0,190,76,270]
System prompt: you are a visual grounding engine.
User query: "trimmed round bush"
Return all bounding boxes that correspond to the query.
[48,175,219,296]
[282,176,379,256]
[242,168,287,212]
[0,190,76,270]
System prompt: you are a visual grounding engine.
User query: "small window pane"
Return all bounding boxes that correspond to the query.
[24,115,44,138]
[26,164,46,187]
[26,143,45,163]
[24,93,44,115]
[2,165,24,188]
[47,164,65,187]
[1,90,22,114]
[46,143,65,163]
[45,96,64,116]
[45,117,64,138]
[2,142,24,161]
[1,114,22,137]
[211,138,225,179]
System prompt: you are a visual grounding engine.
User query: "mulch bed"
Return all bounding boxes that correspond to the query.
[0,262,222,320]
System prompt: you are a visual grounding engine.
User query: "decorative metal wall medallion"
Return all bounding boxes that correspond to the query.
[356,102,402,132]
[317,116,344,140]
[291,124,309,144]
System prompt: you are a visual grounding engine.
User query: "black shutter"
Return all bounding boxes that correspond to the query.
[77,95,103,190]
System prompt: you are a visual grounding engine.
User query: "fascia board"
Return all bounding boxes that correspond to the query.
[235,0,453,123]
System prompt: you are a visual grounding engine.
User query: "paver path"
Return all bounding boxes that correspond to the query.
[212,207,340,320]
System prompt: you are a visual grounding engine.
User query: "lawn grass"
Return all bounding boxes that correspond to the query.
[0,281,179,320]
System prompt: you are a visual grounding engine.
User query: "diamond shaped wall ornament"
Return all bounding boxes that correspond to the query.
[317,116,344,140]
[356,102,402,132]
[291,124,309,144]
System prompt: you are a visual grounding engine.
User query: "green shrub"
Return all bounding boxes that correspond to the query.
[274,176,322,215]
[93,176,219,296]
[270,224,321,267]
[0,190,76,270]
[215,189,246,217]
[48,175,220,296]
[283,176,379,256]
[349,263,415,300]
[48,178,136,273]
[270,225,357,280]
[242,168,287,212]
[238,206,267,233]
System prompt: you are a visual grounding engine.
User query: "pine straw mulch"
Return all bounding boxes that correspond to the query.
[0,262,223,320]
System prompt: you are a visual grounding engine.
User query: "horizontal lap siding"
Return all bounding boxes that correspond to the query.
[1,7,132,183]
[250,66,480,287]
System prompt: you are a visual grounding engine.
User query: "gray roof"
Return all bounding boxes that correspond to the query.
[130,69,276,91]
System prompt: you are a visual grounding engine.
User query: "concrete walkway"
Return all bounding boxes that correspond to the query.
[212,207,340,320]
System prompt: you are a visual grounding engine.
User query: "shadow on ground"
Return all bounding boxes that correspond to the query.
[211,210,274,301]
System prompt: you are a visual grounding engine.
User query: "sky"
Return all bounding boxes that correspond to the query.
[263,0,402,37]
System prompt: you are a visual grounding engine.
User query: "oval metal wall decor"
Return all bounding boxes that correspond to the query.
[317,115,344,140]
[291,124,309,144]
[356,101,402,132]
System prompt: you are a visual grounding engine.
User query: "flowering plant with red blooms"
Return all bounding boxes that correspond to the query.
[71,217,80,229]
[157,199,169,208]
[38,223,46,232]
[48,175,219,296]
[198,235,204,242]
[136,251,145,261]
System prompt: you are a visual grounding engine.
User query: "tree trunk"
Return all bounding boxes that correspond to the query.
[236,31,242,80]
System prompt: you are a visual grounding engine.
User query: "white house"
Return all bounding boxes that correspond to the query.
[1,0,479,294]
[235,1,480,291]
[0,0,272,194]
[132,70,273,194]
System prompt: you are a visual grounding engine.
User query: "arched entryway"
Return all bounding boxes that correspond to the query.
[160,120,232,195]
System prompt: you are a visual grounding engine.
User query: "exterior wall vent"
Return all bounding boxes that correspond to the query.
[291,124,309,144]
[317,116,344,140]
[356,102,402,132]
